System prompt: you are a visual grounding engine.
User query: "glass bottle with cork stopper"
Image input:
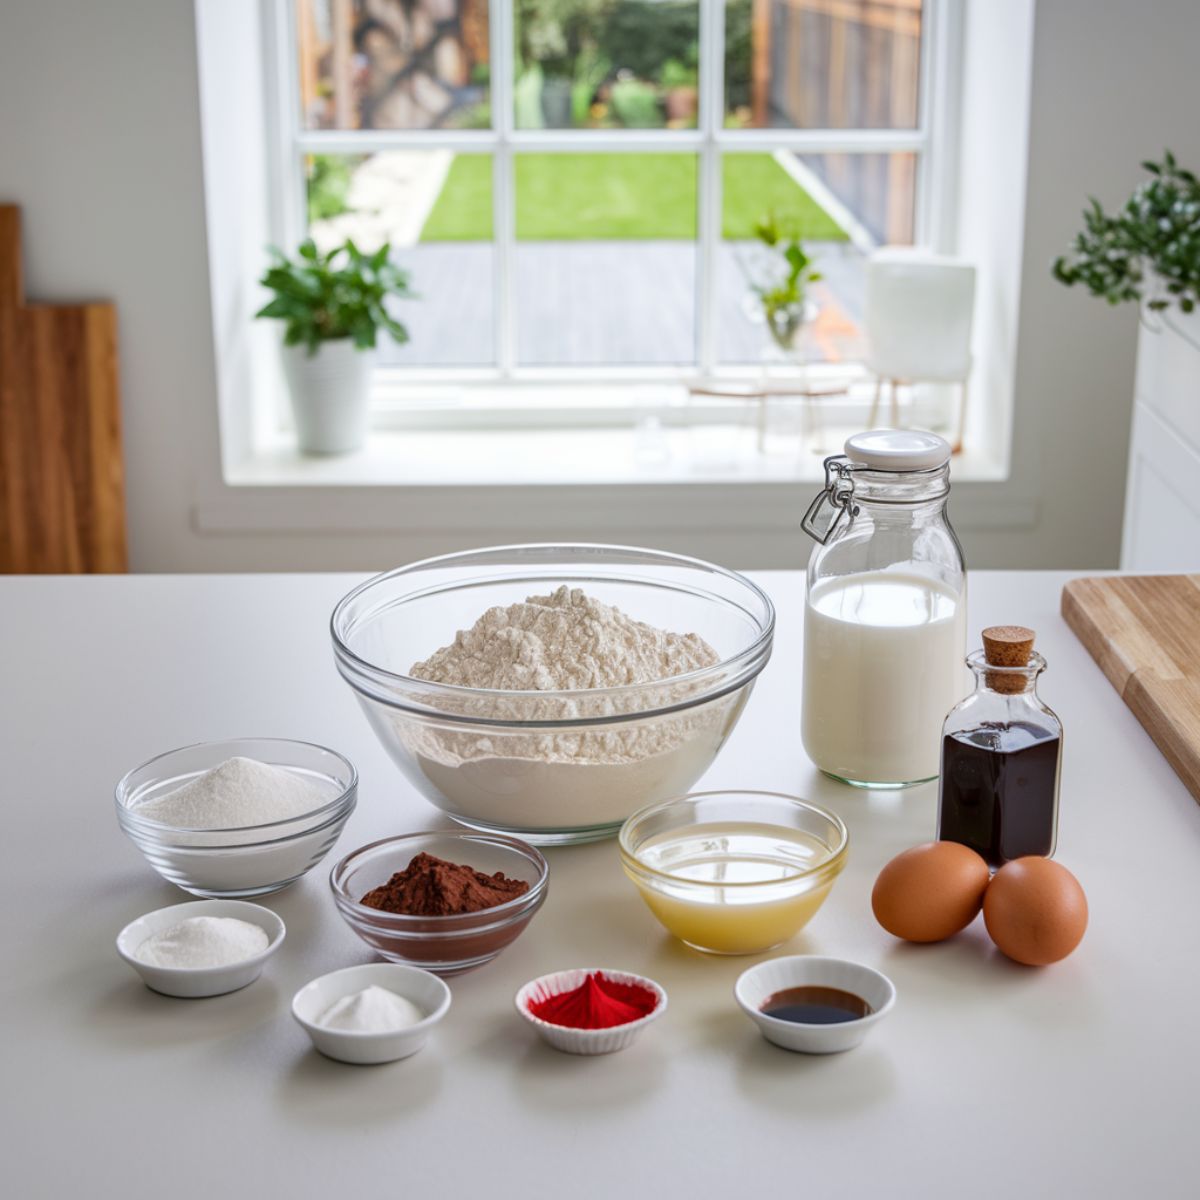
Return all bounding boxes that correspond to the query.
[937,626,1062,868]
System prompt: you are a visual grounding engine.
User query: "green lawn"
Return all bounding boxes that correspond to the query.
[419,152,847,242]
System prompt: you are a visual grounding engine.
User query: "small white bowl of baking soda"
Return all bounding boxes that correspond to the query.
[116,899,285,998]
[292,963,452,1065]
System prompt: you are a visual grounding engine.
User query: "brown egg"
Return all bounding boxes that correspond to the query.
[984,857,1087,966]
[872,841,991,943]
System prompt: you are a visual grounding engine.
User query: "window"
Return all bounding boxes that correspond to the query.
[269,0,946,383]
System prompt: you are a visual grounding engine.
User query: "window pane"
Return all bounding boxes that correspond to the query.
[724,0,922,130]
[514,0,700,130]
[298,0,490,130]
[514,153,696,364]
[304,152,495,366]
[717,150,915,364]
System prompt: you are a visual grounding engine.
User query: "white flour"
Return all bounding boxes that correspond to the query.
[410,585,719,691]
[401,586,736,830]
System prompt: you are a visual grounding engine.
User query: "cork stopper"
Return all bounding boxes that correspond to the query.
[981,625,1035,693]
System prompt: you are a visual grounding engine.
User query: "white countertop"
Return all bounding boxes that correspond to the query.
[3,571,1196,1199]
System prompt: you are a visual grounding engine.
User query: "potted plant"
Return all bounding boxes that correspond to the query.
[1053,150,1199,316]
[660,57,698,126]
[751,212,822,355]
[256,238,413,454]
[1053,150,1200,568]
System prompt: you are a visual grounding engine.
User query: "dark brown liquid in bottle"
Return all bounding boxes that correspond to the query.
[939,721,1059,867]
[760,986,871,1025]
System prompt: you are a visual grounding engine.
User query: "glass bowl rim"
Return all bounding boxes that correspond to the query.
[618,789,850,888]
[329,830,550,926]
[115,737,358,838]
[328,542,776,725]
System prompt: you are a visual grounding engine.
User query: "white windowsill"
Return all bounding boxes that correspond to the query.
[226,423,1008,488]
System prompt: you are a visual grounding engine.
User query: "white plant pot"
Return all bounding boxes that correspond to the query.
[281,340,376,455]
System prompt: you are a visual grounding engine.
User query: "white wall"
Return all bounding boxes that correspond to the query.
[987,0,1200,568]
[1,0,1197,572]
[0,0,222,572]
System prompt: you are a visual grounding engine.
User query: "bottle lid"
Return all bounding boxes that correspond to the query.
[981,625,1035,693]
[844,429,952,472]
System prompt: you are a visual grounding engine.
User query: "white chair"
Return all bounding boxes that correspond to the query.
[864,248,976,451]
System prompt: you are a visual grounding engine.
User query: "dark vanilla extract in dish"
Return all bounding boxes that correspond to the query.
[939,721,1060,867]
[760,986,871,1025]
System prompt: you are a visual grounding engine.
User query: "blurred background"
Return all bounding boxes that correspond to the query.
[1,0,1198,574]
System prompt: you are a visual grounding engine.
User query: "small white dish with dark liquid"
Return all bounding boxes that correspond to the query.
[735,956,896,1054]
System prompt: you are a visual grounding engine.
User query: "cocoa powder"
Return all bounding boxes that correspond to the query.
[360,851,530,916]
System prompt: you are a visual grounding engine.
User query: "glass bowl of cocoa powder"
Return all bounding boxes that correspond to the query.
[330,831,549,975]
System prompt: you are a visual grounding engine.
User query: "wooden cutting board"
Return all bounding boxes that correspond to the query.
[1062,575,1200,804]
[0,204,126,572]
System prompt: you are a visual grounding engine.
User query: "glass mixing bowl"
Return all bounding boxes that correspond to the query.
[330,544,775,844]
[330,831,549,976]
[115,738,358,898]
[619,791,849,954]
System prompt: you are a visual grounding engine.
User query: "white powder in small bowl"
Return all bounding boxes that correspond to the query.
[318,985,425,1033]
[134,915,269,969]
[135,756,330,830]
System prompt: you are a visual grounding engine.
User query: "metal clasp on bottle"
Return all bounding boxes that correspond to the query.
[801,455,861,545]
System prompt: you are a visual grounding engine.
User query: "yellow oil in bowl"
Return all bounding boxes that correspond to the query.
[622,818,846,955]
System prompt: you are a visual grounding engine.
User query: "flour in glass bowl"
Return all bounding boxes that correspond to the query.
[399,586,741,831]
[410,585,720,693]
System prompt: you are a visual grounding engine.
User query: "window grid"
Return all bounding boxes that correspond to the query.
[272,0,943,382]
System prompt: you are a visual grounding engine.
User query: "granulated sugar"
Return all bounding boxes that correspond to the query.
[136,756,328,829]
[134,915,269,968]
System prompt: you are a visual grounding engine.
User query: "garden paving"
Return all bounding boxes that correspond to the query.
[382,240,865,369]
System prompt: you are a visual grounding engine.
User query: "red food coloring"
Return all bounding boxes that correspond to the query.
[528,972,659,1030]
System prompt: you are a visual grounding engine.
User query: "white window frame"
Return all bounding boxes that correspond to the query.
[264,0,959,395]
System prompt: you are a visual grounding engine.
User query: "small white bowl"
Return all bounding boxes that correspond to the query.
[116,899,285,999]
[515,967,667,1056]
[735,955,896,1055]
[292,963,451,1065]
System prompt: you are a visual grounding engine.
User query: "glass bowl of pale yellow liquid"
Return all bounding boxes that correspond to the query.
[618,791,848,955]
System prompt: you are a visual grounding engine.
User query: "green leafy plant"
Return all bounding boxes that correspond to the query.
[753,212,822,351]
[306,154,353,223]
[255,239,414,357]
[1053,150,1200,315]
[610,78,662,128]
[571,45,611,125]
[659,57,697,89]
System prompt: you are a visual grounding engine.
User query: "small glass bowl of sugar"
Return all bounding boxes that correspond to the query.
[116,737,357,898]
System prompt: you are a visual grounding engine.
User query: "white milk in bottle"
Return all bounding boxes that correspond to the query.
[800,431,967,787]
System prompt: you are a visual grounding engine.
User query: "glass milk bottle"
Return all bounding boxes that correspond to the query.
[801,430,967,787]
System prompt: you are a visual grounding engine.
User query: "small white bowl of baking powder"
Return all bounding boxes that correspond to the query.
[116,899,285,998]
[291,963,452,1065]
